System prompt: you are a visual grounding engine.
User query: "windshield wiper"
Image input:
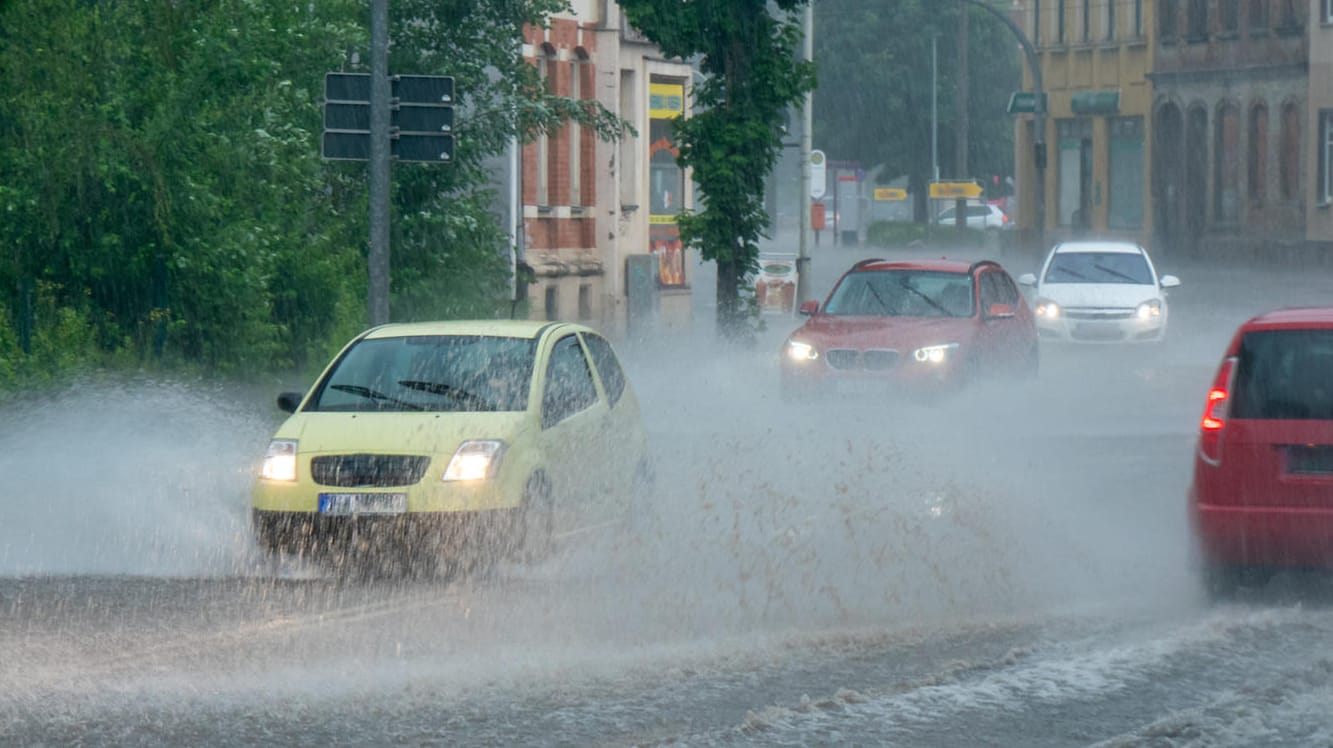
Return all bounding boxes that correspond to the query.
[1050,266,1088,281]
[328,384,423,410]
[865,283,893,314]
[398,380,494,410]
[897,279,949,316]
[1092,263,1140,283]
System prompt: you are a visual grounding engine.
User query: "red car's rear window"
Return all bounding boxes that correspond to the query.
[1231,329,1333,420]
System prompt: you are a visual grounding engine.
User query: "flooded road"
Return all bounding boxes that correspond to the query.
[2,246,1332,746]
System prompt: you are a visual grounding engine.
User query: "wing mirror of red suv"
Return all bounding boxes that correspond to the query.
[985,303,1015,320]
[799,300,819,316]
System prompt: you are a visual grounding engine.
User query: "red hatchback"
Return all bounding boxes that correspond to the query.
[1190,307,1333,597]
[779,258,1038,400]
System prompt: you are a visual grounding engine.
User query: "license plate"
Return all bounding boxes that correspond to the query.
[318,492,407,515]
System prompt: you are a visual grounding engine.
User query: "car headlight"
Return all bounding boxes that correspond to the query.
[260,439,298,482]
[1034,298,1060,320]
[1135,299,1162,320]
[442,439,506,481]
[913,342,959,364]
[785,339,818,361]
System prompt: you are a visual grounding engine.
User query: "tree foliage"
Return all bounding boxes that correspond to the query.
[0,0,617,388]
[813,0,1021,221]
[620,0,816,342]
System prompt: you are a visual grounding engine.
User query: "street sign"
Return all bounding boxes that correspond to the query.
[809,149,826,199]
[873,187,908,201]
[321,72,455,162]
[1006,91,1047,115]
[1071,89,1120,115]
[929,181,983,199]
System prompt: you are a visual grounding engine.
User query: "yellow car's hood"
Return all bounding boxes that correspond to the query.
[276,411,531,455]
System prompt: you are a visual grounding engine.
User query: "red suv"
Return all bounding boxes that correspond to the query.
[1190,307,1333,597]
[779,258,1038,400]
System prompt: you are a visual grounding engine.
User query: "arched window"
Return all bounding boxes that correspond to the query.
[1280,102,1301,200]
[1160,0,1178,38]
[1221,0,1240,33]
[1215,102,1240,221]
[1188,0,1209,39]
[1248,104,1268,205]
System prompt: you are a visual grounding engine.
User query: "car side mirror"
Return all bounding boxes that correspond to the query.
[1017,273,1037,287]
[277,391,304,413]
[986,303,1016,320]
[799,300,819,316]
[1159,274,1181,289]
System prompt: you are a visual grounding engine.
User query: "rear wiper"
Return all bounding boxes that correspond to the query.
[398,380,494,410]
[328,383,423,411]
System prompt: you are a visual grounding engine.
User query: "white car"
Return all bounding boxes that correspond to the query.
[1017,240,1180,343]
[937,202,1011,230]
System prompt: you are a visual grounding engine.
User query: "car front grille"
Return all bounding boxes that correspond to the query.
[826,348,900,371]
[1065,308,1135,321]
[310,454,431,487]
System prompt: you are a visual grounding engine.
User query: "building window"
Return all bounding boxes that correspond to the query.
[1057,0,1066,45]
[1108,117,1145,229]
[536,44,556,207]
[1106,0,1116,40]
[1057,118,1093,226]
[577,283,592,321]
[1324,0,1333,24]
[1188,0,1209,40]
[1278,0,1301,31]
[1214,103,1240,222]
[1250,0,1269,33]
[1135,0,1144,37]
[1248,104,1268,205]
[1160,0,1178,38]
[1319,110,1333,205]
[569,50,587,208]
[1221,0,1240,33]
[1033,0,1042,46]
[1280,102,1300,200]
[544,284,558,321]
[1082,0,1091,41]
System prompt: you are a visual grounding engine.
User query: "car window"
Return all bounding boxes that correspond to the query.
[542,334,599,428]
[1231,329,1333,420]
[1043,251,1153,284]
[824,270,971,318]
[581,332,627,407]
[968,206,991,217]
[308,335,535,413]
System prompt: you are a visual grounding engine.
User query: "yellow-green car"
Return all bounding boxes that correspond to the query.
[251,320,649,571]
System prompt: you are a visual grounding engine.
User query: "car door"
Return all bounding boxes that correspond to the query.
[536,331,609,534]
[976,269,1028,371]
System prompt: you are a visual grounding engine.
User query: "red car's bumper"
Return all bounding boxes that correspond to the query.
[1193,502,1333,569]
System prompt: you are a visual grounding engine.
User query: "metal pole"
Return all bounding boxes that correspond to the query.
[796,3,813,306]
[954,10,969,232]
[368,0,391,326]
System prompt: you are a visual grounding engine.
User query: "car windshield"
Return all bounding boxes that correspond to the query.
[822,270,973,318]
[1043,250,1153,284]
[1231,329,1333,420]
[307,335,536,413]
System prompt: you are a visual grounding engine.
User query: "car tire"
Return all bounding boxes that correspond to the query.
[514,472,554,563]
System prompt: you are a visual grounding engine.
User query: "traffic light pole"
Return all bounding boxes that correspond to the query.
[368,0,391,326]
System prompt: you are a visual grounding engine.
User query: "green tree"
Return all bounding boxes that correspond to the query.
[620,0,816,342]
[813,0,1020,222]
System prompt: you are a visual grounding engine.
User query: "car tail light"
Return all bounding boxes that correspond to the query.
[1198,357,1236,465]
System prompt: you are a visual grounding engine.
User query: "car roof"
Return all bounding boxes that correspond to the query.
[1051,240,1145,255]
[360,319,581,340]
[1242,307,1333,331]
[849,258,975,274]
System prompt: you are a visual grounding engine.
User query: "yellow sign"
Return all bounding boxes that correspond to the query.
[873,188,908,201]
[930,181,983,199]
[649,82,685,119]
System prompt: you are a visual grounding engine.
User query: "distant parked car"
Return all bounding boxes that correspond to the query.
[1189,307,1333,599]
[937,201,1011,230]
[1018,240,1180,343]
[779,257,1037,401]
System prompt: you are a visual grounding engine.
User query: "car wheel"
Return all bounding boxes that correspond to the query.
[1202,563,1272,603]
[514,472,554,563]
